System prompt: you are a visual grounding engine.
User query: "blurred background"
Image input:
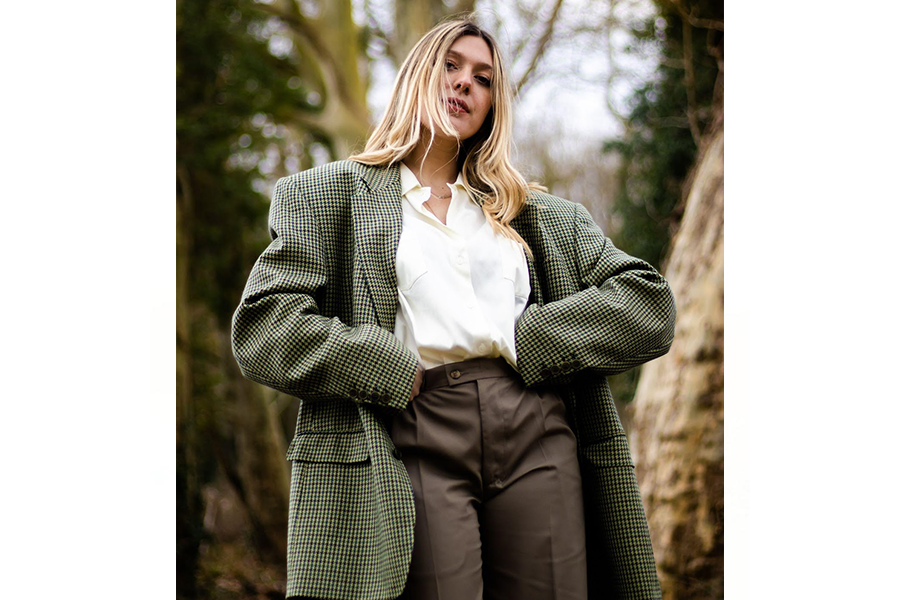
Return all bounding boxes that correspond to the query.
[176,0,723,598]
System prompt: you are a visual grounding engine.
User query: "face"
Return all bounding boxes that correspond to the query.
[439,35,494,141]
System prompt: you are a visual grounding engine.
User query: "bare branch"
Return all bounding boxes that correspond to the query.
[508,1,539,63]
[510,25,531,64]
[681,15,701,147]
[603,0,632,130]
[706,27,724,74]
[361,0,393,60]
[514,0,566,94]
[663,0,724,32]
[254,0,342,87]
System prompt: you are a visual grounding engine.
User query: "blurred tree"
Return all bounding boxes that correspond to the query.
[604,0,721,425]
[177,0,314,595]
[252,0,372,157]
[631,108,723,600]
[391,0,477,60]
[603,0,722,269]
[606,1,724,598]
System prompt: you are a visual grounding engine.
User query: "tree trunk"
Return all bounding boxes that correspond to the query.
[391,0,459,61]
[628,119,724,599]
[176,167,202,598]
[262,0,372,158]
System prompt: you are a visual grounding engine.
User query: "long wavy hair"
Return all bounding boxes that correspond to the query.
[349,17,544,256]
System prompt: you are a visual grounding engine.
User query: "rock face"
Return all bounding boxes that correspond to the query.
[630,124,724,599]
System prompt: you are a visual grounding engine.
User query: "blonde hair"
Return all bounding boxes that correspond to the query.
[349,16,544,257]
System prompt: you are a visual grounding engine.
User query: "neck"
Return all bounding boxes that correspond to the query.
[402,134,462,187]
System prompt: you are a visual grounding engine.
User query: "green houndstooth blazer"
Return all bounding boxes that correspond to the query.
[232,159,676,600]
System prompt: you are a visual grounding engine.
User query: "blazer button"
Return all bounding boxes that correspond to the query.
[450,369,461,379]
[550,365,561,375]
[349,388,359,398]
[540,369,551,379]
[392,448,403,459]
[572,360,582,369]
[560,362,571,371]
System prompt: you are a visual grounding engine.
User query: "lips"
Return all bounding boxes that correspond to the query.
[446,97,469,113]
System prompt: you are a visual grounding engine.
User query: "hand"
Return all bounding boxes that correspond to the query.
[409,362,425,402]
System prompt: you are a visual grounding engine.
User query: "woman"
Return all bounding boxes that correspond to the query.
[232,17,675,600]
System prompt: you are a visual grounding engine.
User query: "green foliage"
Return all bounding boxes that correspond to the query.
[177,1,315,595]
[604,1,722,405]
[177,0,311,323]
[604,1,722,269]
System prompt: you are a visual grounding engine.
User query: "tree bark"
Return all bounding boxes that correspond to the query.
[392,0,442,61]
[628,119,724,599]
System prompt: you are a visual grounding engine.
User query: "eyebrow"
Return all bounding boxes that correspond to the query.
[447,50,493,73]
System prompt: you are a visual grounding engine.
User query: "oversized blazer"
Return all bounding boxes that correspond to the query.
[231,159,676,600]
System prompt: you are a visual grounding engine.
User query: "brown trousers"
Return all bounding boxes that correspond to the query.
[391,357,588,600]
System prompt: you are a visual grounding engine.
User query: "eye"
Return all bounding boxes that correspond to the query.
[445,61,457,70]
[476,76,492,87]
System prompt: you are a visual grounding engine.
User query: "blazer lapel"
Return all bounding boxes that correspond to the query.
[352,162,404,331]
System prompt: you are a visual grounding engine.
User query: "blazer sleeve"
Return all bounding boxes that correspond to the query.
[514,202,676,387]
[231,176,419,412]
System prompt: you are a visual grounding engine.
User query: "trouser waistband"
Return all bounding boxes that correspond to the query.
[421,357,519,391]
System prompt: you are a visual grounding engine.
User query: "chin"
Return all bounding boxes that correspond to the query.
[450,121,478,141]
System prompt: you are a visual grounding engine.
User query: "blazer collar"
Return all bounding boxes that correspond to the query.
[353,160,400,194]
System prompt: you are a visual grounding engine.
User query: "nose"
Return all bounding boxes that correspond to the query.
[453,70,472,93]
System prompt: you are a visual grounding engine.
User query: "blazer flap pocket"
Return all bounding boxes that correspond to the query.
[285,431,370,463]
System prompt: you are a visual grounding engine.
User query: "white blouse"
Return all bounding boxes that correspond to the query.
[393,162,531,369]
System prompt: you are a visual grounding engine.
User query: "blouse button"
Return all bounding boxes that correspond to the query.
[450,369,462,379]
